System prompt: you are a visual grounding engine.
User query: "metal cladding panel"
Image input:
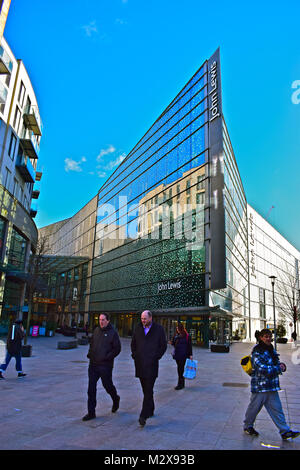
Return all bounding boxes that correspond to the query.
[207,48,226,290]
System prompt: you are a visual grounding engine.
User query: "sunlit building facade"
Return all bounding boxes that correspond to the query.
[0,36,43,324]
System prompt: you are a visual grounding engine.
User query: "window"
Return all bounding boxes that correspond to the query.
[197,175,205,190]
[13,106,21,133]
[259,288,266,319]
[19,186,23,204]
[196,192,205,205]
[0,217,6,259]
[18,81,26,108]
[7,227,27,270]
[13,178,18,197]
[259,287,265,303]
[186,180,191,195]
[4,167,11,188]
[25,96,31,114]
[8,133,17,160]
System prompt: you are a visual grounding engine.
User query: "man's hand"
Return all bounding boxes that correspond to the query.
[280,362,287,372]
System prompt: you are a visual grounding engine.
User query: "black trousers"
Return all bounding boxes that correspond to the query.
[176,359,186,384]
[87,364,118,415]
[139,377,156,419]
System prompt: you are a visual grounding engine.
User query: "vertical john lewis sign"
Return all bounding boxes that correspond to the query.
[207,48,226,289]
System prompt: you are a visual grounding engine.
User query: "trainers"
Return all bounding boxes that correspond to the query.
[82,413,96,421]
[18,373,26,378]
[112,395,120,413]
[244,427,259,436]
[0,372,4,379]
[281,430,300,440]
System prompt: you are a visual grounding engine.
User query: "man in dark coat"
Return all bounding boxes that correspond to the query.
[82,313,121,421]
[0,320,26,379]
[131,310,167,427]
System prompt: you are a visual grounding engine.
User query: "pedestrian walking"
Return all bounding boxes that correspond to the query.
[82,313,121,421]
[171,323,193,390]
[254,330,260,343]
[131,310,167,427]
[243,328,300,440]
[0,320,26,379]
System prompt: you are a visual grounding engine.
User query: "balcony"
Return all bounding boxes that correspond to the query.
[0,80,8,105]
[19,129,40,160]
[23,104,43,136]
[35,171,42,181]
[32,189,40,199]
[16,155,36,183]
[0,46,13,74]
[30,208,37,218]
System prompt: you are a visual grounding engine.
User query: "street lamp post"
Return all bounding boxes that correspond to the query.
[269,276,277,350]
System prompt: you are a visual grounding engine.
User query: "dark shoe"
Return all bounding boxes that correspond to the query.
[139,416,146,427]
[281,430,300,440]
[244,427,259,436]
[82,413,96,421]
[0,372,4,379]
[175,384,184,390]
[112,395,120,413]
[18,373,26,378]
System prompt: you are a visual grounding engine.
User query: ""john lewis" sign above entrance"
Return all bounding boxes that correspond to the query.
[157,280,182,293]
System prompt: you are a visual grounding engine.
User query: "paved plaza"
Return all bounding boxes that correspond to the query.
[1,334,300,451]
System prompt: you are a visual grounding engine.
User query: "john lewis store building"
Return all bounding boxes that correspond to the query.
[39,48,299,346]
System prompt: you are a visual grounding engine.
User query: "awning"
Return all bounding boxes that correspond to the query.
[151,305,234,319]
[40,255,89,274]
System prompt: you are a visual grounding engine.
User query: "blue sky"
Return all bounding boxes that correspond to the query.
[4,0,300,250]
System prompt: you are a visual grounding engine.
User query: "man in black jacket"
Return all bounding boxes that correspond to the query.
[131,310,167,427]
[0,320,26,379]
[82,313,121,421]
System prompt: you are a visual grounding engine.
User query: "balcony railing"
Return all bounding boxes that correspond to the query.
[19,128,40,159]
[30,204,37,218]
[31,189,40,199]
[16,154,36,183]
[23,104,43,136]
[0,80,8,105]
[35,171,42,181]
[0,46,13,74]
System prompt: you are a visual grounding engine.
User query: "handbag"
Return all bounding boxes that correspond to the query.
[241,355,252,375]
[183,358,197,379]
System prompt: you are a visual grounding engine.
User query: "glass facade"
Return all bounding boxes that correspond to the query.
[210,120,249,339]
[90,61,209,315]
[7,227,27,270]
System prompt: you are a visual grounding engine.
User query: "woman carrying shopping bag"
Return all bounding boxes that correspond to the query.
[171,323,193,390]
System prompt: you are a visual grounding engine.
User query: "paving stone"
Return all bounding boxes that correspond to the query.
[1,335,300,450]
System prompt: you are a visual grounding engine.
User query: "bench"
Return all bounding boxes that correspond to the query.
[57,340,78,350]
[210,344,230,353]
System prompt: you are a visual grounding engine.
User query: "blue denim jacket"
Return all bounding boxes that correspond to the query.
[250,345,282,393]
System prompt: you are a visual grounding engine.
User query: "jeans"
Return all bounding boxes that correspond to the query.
[87,364,118,415]
[0,351,23,373]
[139,377,156,419]
[244,391,290,434]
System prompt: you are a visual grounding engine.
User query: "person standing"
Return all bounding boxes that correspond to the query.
[171,323,193,390]
[243,328,300,440]
[0,320,26,379]
[131,310,167,427]
[82,313,121,421]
